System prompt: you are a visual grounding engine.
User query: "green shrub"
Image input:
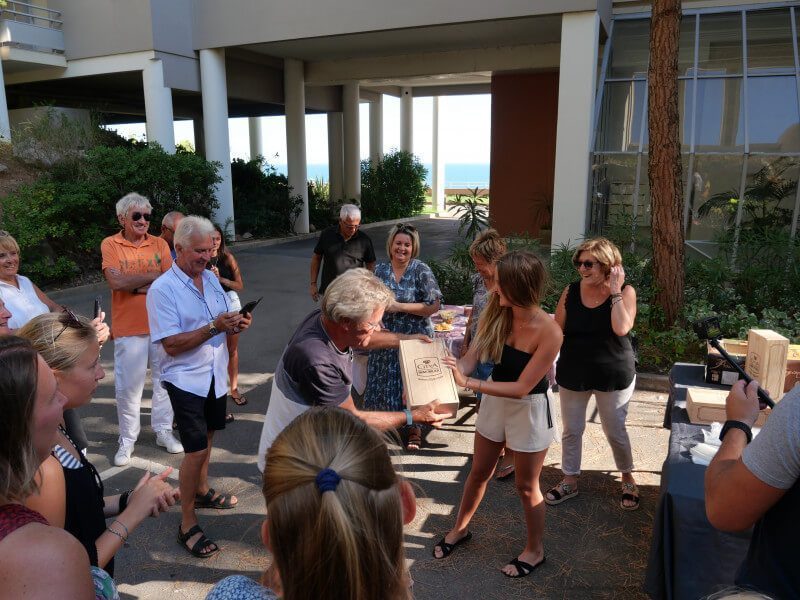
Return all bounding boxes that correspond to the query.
[428,258,474,306]
[1,144,221,284]
[360,150,427,222]
[308,177,337,231]
[231,158,302,236]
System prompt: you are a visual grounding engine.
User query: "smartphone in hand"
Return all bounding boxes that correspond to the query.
[239,297,263,316]
[93,297,102,319]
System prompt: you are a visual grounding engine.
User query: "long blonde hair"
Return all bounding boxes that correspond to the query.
[472,251,548,363]
[263,407,410,600]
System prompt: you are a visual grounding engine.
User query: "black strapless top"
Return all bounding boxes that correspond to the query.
[491,344,549,395]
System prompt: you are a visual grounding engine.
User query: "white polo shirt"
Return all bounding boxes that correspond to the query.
[146,263,230,398]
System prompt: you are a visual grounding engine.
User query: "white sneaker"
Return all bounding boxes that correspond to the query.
[156,430,184,454]
[114,442,134,467]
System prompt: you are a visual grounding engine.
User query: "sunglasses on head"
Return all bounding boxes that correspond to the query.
[573,260,598,269]
[53,307,82,343]
[131,212,151,222]
[395,223,416,234]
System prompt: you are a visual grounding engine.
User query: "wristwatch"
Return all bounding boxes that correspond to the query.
[403,408,413,426]
[208,321,219,337]
[720,420,753,444]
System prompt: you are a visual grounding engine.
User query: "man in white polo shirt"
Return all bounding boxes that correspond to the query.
[146,215,252,559]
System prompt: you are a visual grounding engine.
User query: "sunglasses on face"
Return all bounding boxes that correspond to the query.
[53,307,82,343]
[130,212,151,222]
[573,260,598,269]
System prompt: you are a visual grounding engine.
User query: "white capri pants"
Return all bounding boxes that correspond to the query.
[559,377,636,476]
[113,334,174,445]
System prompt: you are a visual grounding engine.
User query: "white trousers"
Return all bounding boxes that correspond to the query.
[559,377,636,476]
[113,334,173,445]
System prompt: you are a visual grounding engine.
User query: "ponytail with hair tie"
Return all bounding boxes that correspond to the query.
[315,468,341,493]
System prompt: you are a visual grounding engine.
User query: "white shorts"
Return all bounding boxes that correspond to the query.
[226,290,242,312]
[476,385,557,453]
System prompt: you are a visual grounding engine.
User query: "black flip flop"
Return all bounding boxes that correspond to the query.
[432,531,472,559]
[503,556,545,578]
[177,524,219,558]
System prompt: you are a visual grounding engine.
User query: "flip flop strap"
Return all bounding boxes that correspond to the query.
[509,558,535,576]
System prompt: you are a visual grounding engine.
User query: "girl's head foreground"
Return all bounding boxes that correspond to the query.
[263,407,414,600]
[18,312,104,409]
[0,336,65,502]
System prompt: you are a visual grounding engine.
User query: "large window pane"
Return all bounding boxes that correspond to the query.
[636,154,690,232]
[596,81,647,151]
[679,15,697,76]
[748,76,800,152]
[740,155,799,231]
[694,78,744,151]
[608,20,650,79]
[589,154,638,233]
[641,79,693,150]
[686,154,744,242]
[747,9,794,75]
[698,12,743,76]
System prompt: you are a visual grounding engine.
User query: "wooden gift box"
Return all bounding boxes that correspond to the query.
[705,339,748,386]
[784,345,800,393]
[686,387,770,427]
[399,339,460,419]
[746,329,789,401]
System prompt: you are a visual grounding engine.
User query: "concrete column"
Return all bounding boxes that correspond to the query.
[552,11,600,248]
[284,58,309,234]
[248,116,263,160]
[199,48,235,236]
[342,82,361,201]
[142,59,175,153]
[192,118,205,157]
[400,86,413,154]
[327,112,344,203]
[0,63,9,141]
[369,95,383,166]
[431,97,446,214]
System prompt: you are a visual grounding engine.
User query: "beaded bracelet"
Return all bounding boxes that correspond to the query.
[111,519,129,538]
[106,524,128,543]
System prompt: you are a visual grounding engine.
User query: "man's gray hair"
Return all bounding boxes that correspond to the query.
[116,192,152,217]
[174,215,215,250]
[162,210,185,228]
[321,268,394,323]
[339,204,361,221]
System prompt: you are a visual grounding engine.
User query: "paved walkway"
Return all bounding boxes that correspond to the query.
[49,217,668,599]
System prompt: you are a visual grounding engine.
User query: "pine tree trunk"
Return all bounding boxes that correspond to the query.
[648,0,684,326]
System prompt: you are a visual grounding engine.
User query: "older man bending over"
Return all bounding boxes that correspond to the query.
[258,267,449,471]
[147,216,252,558]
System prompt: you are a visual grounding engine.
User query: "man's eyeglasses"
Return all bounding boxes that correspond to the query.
[573,260,598,270]
[357,320,383,333]
[131,212,151,222]
[53,307,82,343]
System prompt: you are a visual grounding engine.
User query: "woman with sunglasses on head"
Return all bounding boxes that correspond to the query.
[363,223,442,451]
[207,407,417,600]
[208,223,247,419]
[0,335,104,600]
[19,312,179,577]
[545,237,639,511]
[433,251,561,578]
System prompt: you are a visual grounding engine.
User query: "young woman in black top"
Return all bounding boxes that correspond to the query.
[545,237,639,510]
[20,312,179,574]
[433,251,562,578]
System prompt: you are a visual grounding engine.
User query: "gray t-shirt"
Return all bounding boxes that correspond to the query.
[742,385,800,489]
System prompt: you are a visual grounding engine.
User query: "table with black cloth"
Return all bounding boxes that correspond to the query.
[644,363,751,600]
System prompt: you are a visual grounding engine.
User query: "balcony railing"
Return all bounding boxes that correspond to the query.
[0,1,64,54]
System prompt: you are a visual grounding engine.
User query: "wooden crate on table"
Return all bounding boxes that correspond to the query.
[686,387,769,427]
[746,329,789,401]
[399,339,460,419]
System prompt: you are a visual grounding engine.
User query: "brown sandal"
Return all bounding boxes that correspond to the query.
[406,426,422,451]
[230,391,248,406]
[620,482,640,511]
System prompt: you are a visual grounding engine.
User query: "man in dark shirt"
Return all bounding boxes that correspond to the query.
[310,204,375,301]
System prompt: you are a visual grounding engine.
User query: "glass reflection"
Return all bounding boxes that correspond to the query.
[747,9,794,74]
[589,154,638,233]
[608,20,650,79]
[679,15,697,76]
[687,154,744,241]
[694,78,744,151]
[747,76,800,152]
[698,12,743,76]
[596,81,647,152]
[740,155,799,231]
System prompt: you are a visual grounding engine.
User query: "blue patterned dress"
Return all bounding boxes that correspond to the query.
[364,259,442,412]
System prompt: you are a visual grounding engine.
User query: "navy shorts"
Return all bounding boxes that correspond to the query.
[164,378,227,453]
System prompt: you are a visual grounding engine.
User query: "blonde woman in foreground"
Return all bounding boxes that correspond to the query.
[433,250,562,578]
[206,407,417,600]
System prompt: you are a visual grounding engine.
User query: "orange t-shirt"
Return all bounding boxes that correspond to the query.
[101,232,173,338]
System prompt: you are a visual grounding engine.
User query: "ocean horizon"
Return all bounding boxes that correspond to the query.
[270,163,490,189]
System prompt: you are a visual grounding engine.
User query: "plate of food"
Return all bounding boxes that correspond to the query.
[434,322,454,332]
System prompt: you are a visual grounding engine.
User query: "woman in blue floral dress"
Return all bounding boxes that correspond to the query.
[364,223,442,449]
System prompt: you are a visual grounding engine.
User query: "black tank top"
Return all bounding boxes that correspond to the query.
[492,344,549,395]
[556,281,635,392]
[57,428,113,576]
[208,253,237,292]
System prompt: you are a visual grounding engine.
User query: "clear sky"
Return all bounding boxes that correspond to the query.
[109,94,491,165]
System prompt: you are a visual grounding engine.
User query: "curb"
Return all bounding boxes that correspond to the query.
[636,372,670,393]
